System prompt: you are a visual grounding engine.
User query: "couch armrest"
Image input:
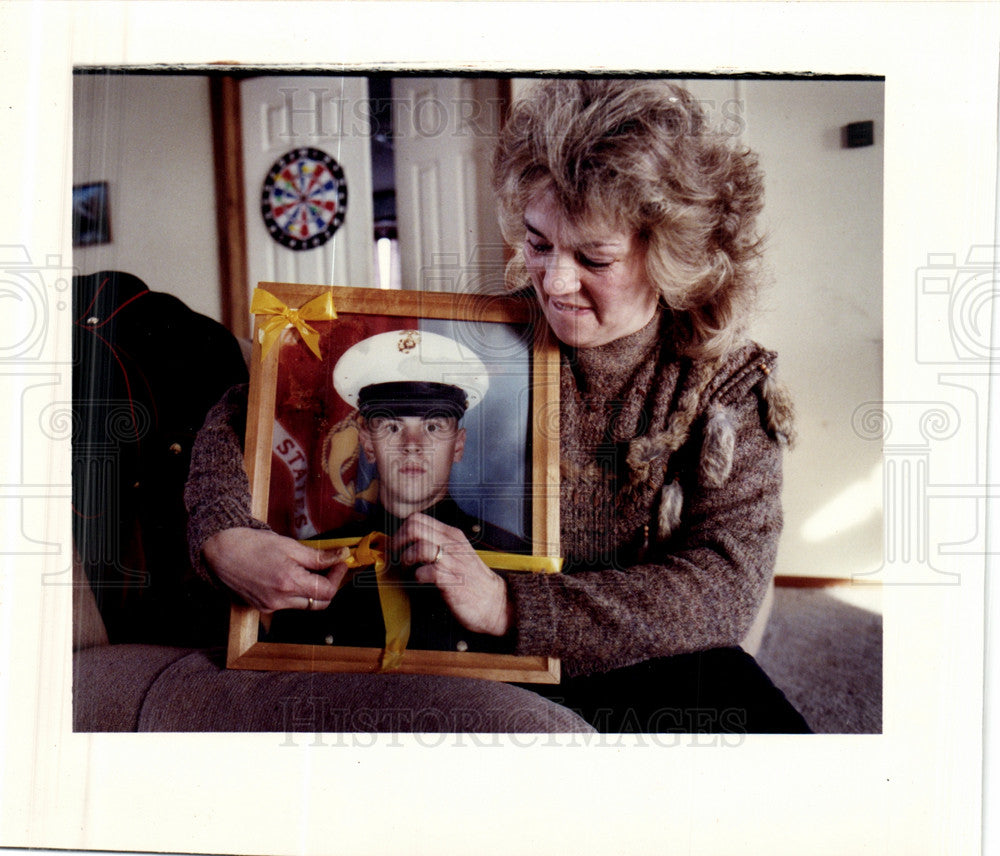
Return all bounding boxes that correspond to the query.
[74,644,197,731]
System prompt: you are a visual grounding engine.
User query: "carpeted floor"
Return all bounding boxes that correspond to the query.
[755,585,882,734]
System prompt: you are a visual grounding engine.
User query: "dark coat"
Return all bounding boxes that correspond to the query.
[73,271,248,645]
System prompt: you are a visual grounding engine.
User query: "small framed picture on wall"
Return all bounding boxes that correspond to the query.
[72,181,111,246]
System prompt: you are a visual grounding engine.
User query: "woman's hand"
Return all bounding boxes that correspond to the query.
[202,527,350,614]
[392,513,512,636]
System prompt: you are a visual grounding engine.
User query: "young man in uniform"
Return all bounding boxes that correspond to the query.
[268,329,526,653]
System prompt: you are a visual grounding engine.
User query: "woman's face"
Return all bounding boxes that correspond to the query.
[522,189,659,349]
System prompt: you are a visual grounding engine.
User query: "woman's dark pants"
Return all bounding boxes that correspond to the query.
[525,647,811,733]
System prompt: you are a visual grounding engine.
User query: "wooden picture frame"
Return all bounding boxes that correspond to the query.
[226,283,561,683]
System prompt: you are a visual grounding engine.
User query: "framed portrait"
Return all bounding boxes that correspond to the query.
[227,282,562,682]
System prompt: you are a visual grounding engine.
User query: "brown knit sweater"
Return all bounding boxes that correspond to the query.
[184,313,789,677]
[504,313,786,675]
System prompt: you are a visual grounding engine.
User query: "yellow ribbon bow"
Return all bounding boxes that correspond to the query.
[303,532,411,672]
[250,288,338,361]
[301,533,563,672]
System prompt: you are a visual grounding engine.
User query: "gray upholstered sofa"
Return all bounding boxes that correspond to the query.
[72,564,594,733]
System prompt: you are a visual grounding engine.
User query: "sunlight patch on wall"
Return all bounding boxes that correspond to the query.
[800,461,883,544]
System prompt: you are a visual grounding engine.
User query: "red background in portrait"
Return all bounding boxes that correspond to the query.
[266,313,418,538]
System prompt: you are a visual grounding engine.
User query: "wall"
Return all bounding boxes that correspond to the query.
[681,78,883,579]
[72,74,222,321]
[737,79,884,580]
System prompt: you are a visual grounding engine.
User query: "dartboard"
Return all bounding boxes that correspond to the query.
[260,148,348,250]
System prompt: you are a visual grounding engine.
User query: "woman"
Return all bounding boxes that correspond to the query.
[185,78,808,732]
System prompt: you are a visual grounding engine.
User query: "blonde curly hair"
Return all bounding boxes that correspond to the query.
[492,78,766,360]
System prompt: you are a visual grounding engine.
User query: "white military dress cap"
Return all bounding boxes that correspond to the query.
[333,329,489,416]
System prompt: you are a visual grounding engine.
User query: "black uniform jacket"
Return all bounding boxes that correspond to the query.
[266,497,529,654]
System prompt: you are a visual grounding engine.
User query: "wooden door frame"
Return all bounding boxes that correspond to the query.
[210,74,250,339]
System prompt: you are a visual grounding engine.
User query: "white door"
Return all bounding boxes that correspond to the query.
[392,77,506,293]
[241,76,374,302]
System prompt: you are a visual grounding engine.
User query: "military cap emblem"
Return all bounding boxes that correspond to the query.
[333,329,490,418]
[397,331,421,353]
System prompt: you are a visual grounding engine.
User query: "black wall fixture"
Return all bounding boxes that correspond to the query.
[843,120,875,148]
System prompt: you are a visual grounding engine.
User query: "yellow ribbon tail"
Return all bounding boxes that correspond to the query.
[251,288,337,361]
[257,316,294,360]
[473,551,563,574]
[354,532,412,671]
[374,567,411,673]
[378,649,407,672]
[301,532,412,669]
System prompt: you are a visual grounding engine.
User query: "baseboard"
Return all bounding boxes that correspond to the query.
[774,575,881,589]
